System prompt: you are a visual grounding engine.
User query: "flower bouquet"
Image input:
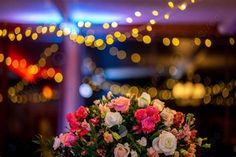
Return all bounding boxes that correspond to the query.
[37,92,210,157]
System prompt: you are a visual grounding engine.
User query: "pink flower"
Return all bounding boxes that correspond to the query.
[78,120,91,136]
[53,136,60,150]
[147,147,159,157]
[103,132,114,143]
[89,117,99,126]
[59,133,78,147]
[146,106,160,123]
[141,117,155,133]
[132,125,142,134]
[114,143,130,157]
[75,106,88,120]
[66,112,79,132]
[109,97,130,113]
[134,109,147,122]
[173,112,184,128]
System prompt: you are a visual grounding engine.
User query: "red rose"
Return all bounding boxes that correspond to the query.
[173,112,184,128]
[134,109,147,122]
[66,112,79,132]
[141,117,155,133]
[75,106,88,120]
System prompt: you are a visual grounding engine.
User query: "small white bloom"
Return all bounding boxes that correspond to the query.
[153,99,165,111]
[53,136,61,150]
[152,131,177,156]
[93,99,100,105]
[137,137,147,146]
[138,92,151,107]
[107,91,113,99]
[160,107,176,127]
[131,150,138,157]
[114,143,130,157]
[105,112,123,128]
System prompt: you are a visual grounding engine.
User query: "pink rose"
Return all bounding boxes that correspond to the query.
[146,106,160,123]
[66,112,79,132]
[109,97,130,113]
[141,117,155,133]
[75,106,88,120]
[114,143,130,157]
[134,109,147,122]
[59,133,78,147]
[78,120,91,136]
[89,117,99,126]
[147,147,159,157]
[103,132,114,143]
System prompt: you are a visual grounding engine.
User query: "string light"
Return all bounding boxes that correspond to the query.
[143,35,152,44]
[126,17,133,23]
[205,39,212,47]
[111,22,118,28]
[0,53,4,63]
[152,10,159,16]
[168,1,175,8]
[134,11,142,17]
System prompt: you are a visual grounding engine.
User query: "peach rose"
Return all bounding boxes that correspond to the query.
[114,143,130,157]
[160,107,176,127]
[110,96,130,113]
[105,112,123,128]
[103,132,114,143]
[147,147,159,157]
[153,99,165,111]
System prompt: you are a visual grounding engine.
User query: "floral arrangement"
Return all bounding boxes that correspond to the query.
[41,92,210,157]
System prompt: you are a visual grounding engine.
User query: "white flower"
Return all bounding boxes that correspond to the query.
[138,92,151,107]
[160,107,176,127]
[114,143,130,157]
[137,137,147,146]
[152,131,177,156]
[105,112,123,128]
[153,99,165,111]
[53,136,61,150]
[131,150,138,157]
[107,91,113,99]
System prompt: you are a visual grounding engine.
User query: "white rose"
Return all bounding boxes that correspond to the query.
[105,112,123,128]
[131,150,138,157]
[114,143,130,157]
[153,99,165,111]
[152,131,177,156]
[53,136,60,150]
[160,107,176,127]
[138,92,151,107]
[137,137,147,146]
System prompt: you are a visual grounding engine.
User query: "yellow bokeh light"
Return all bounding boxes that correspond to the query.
[117,50,127,60]
[16,34,23,41]
[132,33,139,38]
[106,37,114,45]
[14,27,21,34]
[28,65,39,74]
[49,25,56,33]
[47,68,56,78]
[131,53,141,63]
[103,23,110,29]
[146,25,152,32]
[114,31,121,38]
[0,53,4,63]
[41,26,48,34]
[168,1,175,8]
[94,39,104,47]
[32,33,38,40]
[0,93,3,103]
[5,57,12,66]
[205,39,212,47]
[54,72,63,83]
[118,34,126,42]
[126,17,133,23]
[8,87,15,96]
[194,38,201,46]
[143,35,152,44]
[42,86,53,99]
[0,29,2,36]
[134,11,142,17]
[56,30,63,37]
[163,37,171,46]
[164,14,170,20]
[172,38,180,46]
[148,87,158,98]
[149,19,156,25]
[191,0,196,3]
[129,86,139,95]
[229,37,235,45]
[36,26,43,34]
[12,60,19,68]
[25,28,32,37]
[76,35,85,44]
[152,10,159,16]
[85,35,95,43]
[97,44,106,50]
[2,29,7,37]
[178,3,187,11]
[106,34,113,39]
[111,22,118,28]
[109,47,118,56]
[50,44,59,53]
[84,21,92,28]
[77,21,84,28]
[132,28,139,34]
[38,58,46,67]
[20,59,27,68]
[8,33,15,41]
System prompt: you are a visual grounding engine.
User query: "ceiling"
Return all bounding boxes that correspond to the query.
[0,0,236,34]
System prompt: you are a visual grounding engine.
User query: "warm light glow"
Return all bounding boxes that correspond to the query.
[32,33,38,40]
[149,19,156,25]
[178,3,187,11]
[109,47,118,56]
[172,38,180,46]
[114,31,121,38]
[205,39,212,47]
[148,87,158,98]
[49,25,56,33]
[168,1,175,8]
[146,25,152,32]
[84,21,92,28]
[229,37,235,45]
[41,26,48,34]
[0,93,3,103]
[97,44,106,50]
[191,0,196,3]
[16,34,23,41]
[25,28,32,37]
[14,27,21,34]
[12,60,19,68]
[143,35,152,44]
[118,34,126,42]
[132,28,139,34]
[164,14,170,20]
[5,57,12,66]
[19,59,27,68]
[8,33,15,41]
[0,29,2,36]
[36,26,43,33]
[103,23,110,29]
[77,21,84,28]
[126,17,133,23]
[38,58,46,67]
[42,86,53,99]
[163,37,171,46]
[54,72,63,83]
[131,53,141,63]
[117,50,127,60]
[132,33,139,38]
[111,22,118,28]
[85,35,95,44]
[152,10,159,16]
[134,11,142,17]
[194,38,201,46]
[77,35,85,44]
[28,65,39,75]
[47,68,56,78]
[56,30,63,37]
[106,37,114,45]
[0,53,4,63]
[94,39,104,47]
[2,29,7,37]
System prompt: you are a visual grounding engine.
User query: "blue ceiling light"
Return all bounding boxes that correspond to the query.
[60,22,80,33]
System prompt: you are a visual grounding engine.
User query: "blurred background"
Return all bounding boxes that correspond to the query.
[0,0,236,156]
